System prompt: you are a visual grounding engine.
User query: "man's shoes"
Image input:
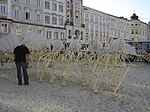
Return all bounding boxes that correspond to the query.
[18,83,22,85]
[24,83,29,85]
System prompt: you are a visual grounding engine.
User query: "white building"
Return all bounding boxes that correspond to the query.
[0,0,66,44]
[83,6,130,47]
[0,0,150,49]
[147,22,150,41]
[43,0,66,41]
[129,13,148,41]
[0,0,9,38]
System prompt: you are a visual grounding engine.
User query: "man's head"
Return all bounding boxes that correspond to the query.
[21,44,26,46]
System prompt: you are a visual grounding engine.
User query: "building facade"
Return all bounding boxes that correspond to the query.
[0,0,150,49]
[148,22,150,41]
[0,0,8,38]
[0,0,66,43]
[83,6,130,47]
[65,0,85,44]
[129,13,148,41]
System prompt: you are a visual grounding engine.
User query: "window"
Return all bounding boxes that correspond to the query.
[91,24,94,29]
[86,33,88,40]
[27,28,32,32]
[46,31,51,39]
[67,2,70,8]
[135,29,138,34]
[45,1,50,9]
[1,23,8,33]
[52,17,57,25]
[131,29,134,34]
[76,2,79,9]
[67,15,69,21]
[90,15,94,20]
[95,16,98,20]
[14,9,19,19]
[60,32,64,40]
[59,18,63,25]
[37,14,41,21]
[59,5,63,12]
[68,30,72,39]
[95,25,98,30]
[38,29,42,34]
[45,15,50,24]
[36,0,40,7]
[25,0,30,5]
[0,5,6,14]
[69,30,71,36]
[85,23,89,29]
[81,32,83,40]
[25,12,30,19]
[16,27,21,35]
[14,0,19,2]
[52,3,57,11]
[91,34,93,41]
[54,32,58,39]
[85,13,89,19]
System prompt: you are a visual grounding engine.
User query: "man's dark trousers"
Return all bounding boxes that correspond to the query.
[15,61,29,85]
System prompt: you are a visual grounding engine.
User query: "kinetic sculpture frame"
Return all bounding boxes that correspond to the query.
[0,30,136,95]
[35,39,135,94]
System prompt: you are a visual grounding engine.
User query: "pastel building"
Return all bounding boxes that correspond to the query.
[65,0,85,43]
[43,0,66,41]
[83,6,130,47]
[129,13,148,41]
[0,0,8,38]
[0,0,150,49]
[148,22,150,41]
[0,0,66,42]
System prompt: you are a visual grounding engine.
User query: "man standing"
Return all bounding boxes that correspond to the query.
[13,44,30,85]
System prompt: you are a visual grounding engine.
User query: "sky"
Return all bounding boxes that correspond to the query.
[83,0,150,23]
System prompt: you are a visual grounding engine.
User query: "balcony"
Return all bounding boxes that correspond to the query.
[81,23,85,28]
[65,21,74,25]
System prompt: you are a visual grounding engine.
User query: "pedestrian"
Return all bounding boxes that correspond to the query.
[13,44,30,85]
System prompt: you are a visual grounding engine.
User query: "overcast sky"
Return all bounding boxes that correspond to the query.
[83,0,150,23]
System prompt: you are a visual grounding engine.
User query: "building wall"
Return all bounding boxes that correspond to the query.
[83,6,130,47]
[147,22,150,41]
[43,0,66,41]
[0,0,66,43]
[0,0,150,48]
[129,20,148,41]
[0,0,9,38]
[65,0,85,44]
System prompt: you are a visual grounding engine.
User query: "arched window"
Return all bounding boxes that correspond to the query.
[52,1,57,11]
[35,9,42,21]
[44,12,50,24]
[13,5,20,19]
[24,8,31,20]
[75,30,80,38]
[52,13,57,25]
